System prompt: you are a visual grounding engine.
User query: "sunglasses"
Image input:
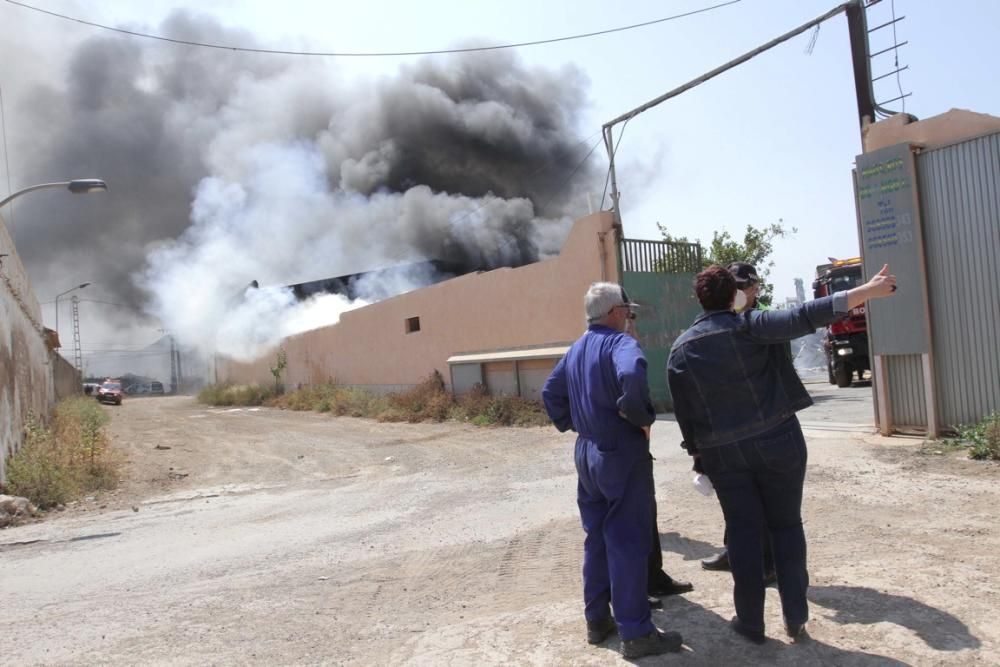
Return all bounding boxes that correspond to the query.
[609,304,637,319]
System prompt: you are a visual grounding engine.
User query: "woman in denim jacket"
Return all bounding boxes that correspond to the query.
[667,264,897,643]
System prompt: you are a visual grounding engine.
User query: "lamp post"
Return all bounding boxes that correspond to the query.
[54,282,90,348]
[0,179,108,210]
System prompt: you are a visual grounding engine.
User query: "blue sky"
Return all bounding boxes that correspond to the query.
[5,0,1000,301]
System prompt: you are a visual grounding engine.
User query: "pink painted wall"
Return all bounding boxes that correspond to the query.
[220,212,619,390]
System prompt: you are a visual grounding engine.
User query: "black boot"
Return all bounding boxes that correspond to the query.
[701,550,731,571]
[648,571,694,596]
[586,617,616,645]
[621,629,683,658]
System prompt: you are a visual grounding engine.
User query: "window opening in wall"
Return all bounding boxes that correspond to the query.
[405,316,421,334]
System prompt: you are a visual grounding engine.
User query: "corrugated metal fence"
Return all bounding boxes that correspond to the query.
[620,238,703,410]
[885,354,926,428]
[917,133,1000,427]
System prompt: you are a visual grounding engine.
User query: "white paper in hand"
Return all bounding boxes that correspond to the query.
[692,473,714,497]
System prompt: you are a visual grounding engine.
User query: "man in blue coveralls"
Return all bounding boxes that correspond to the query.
[542,282,683,658]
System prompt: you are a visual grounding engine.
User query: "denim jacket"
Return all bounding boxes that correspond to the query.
[667,293,848,451]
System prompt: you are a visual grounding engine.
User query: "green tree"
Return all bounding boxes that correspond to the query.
[658,220,795,305]
[270,347,288,394]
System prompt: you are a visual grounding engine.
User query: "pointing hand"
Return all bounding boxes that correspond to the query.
[866,264,897,299]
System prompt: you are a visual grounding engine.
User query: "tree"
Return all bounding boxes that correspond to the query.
[270,347,288,394]
[658,220,795,306]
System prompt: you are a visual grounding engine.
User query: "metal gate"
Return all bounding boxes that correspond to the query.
[620,238,703,410]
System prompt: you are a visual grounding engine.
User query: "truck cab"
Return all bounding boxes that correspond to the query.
[813,258,868,387]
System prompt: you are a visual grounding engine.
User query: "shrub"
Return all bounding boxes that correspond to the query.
[962,411,1000,461]
[387,371,454,422]
[454,384,550,427]
[270,383,333,411]
[271,383,390,417]
[337,388,389,418]
[197,383,275,406]
[5,398,121,509]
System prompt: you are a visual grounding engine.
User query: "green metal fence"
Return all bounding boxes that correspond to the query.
[620,238,703,410]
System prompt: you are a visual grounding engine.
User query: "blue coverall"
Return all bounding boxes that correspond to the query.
[542,324,657,640]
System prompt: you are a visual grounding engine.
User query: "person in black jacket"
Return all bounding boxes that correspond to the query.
[668,264,896,643]
[700,263,775,581]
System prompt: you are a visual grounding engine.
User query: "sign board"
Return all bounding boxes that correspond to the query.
[855,143,929,355]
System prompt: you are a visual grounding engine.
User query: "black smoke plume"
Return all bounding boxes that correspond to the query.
[2,9,601,360]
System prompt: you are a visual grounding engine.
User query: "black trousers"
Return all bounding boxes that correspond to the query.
[724,527,774,571]
[648,454,671,585]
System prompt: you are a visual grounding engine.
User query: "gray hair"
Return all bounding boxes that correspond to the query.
[585,282,627,323]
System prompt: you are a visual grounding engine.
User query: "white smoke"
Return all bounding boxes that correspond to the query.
[139,140,571,361]
[8,11,599,366]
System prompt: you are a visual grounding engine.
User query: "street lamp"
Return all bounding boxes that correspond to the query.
[0,179,108,209]
[54,282,90,347]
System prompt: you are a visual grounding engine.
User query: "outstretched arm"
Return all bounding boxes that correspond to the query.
[748,264,898,343]
[847,263,897,309]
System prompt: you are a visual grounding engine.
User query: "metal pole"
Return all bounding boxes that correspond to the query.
[175,347,183,394]
[603,127,623,239]
[71,295,83,374]
[600,0,859,261]
[169,335,177,394]
[0,179,108,209]
[602,2,855,131]
[845,0,878,126]
[0,182,72,209]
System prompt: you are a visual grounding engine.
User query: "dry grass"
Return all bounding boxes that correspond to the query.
[4,398,122,509]
[197,384,276,406]
[197,372,550,428]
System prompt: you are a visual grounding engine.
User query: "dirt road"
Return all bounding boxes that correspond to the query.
[1,391,998,665]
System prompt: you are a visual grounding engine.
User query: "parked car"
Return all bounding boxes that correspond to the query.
[96,380,124,406]
[126,381,166,395]
[83,382,101,396]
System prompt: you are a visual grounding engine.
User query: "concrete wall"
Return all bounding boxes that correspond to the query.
[1,213,55,482]
[864,108,1000,152]
[220,212,619,391]
[53,355,81,401]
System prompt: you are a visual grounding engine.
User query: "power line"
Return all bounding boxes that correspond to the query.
[80,350,172,358]
[4,0,742,57]
[537,137,604,215]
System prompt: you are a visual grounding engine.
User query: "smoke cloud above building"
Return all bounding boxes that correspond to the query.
[2,9,601,362]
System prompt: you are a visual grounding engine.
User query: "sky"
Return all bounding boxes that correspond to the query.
[2,0,999,375]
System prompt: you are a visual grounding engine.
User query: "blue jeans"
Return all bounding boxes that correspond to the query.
[575,438,655,641]
[699,416,809,631]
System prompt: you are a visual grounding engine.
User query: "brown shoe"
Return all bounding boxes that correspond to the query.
[621,629,683,658]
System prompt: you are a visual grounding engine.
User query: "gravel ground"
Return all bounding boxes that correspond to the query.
[1,390,997,665]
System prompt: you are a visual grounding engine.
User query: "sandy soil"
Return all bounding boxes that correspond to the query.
[1,392,998,666]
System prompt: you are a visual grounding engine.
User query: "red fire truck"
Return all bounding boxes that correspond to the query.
[813,257,868,388]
